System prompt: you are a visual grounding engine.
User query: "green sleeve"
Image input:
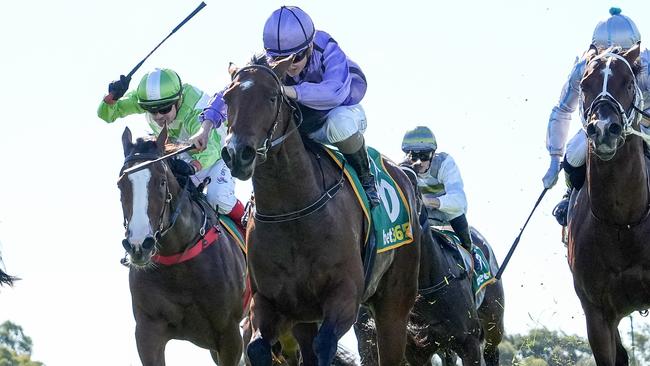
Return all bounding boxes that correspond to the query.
[182,110,222,170]
[97,91,145,123]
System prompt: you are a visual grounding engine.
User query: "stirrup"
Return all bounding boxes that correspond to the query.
[552,197,569,226]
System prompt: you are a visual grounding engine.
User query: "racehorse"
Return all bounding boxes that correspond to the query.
[117,127,247,366]
[567,44,650,365]
[221,55,421,366]
[355,225,505,366]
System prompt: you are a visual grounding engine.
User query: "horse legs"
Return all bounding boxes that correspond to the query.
[584,305,618,365]
[247,294,285,366]
[135,321,169,366]
[373,300,412,365]
[614,331,629,366]
[354,307,379,366]
[315,289,360,366]
[292,322,319,366]
[210,317,244,366]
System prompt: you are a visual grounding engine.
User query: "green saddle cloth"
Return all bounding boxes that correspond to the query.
[438,229,494,295]
[324,146,414,252]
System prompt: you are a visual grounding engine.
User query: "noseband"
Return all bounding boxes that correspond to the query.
[580,52,644,154]
[231,65,303,163]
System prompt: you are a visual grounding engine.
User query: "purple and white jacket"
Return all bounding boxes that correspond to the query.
[200,30,367,131]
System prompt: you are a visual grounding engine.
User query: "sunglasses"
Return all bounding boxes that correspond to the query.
[408,151,433,162]
[271,48,310,63]
[144,103,175,115]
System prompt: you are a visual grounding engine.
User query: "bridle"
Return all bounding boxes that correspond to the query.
[230,65,303,163]
[120,153,205,243]
[580,51,645,156]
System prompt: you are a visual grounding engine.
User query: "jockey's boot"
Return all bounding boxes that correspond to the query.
[450,215,480,271]
[552,187,572,227]
[344,144,381,208]
[227,199,247,237]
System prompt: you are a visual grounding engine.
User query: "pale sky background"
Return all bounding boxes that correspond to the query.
[1,0,650,365]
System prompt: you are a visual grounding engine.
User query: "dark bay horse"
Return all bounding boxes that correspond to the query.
[567,45,650,365]
[355,225,504,366]
[221,56,420,366]
[117,127,247,366]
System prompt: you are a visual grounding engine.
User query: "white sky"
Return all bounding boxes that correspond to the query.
[1,0,650,365]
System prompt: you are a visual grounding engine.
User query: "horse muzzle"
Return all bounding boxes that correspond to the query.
[121,237,156,266]
[221,141,257,180]
[586,119,623,161]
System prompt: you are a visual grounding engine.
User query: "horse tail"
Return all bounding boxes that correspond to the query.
[0,269,18,287]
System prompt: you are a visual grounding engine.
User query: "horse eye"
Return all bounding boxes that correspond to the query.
[270,96,277,103]
[161,179,166,187]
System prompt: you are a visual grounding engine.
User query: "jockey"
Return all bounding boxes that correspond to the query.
[97,68,246,229]
[542,8,650,226]
[401,126,474,255]
[201,5,381,207]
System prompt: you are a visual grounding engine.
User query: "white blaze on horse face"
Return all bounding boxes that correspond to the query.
[127,169,154,245]
[239,80,254,91]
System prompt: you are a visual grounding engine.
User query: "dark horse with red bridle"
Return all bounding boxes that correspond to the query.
[567,44,650,365]
[221,56,420,365]
[117,127,247,366]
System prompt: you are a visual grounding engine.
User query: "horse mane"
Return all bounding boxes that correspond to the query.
[250,53,270,67]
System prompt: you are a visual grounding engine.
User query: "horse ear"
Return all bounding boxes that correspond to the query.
[586,45,599,62]
[157,124,169,154]
[122,127,133,157]
[228,62,239,78]
[270,56,293,78]
[624,44,641,67]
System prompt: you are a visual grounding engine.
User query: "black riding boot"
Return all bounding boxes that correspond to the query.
[552,187,572,226]
[450,214,480,271]
[344,145,381,208]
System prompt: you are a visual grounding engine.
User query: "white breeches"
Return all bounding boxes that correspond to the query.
[308,104,368,144]
[565,130,588,168]
[191,159,236,214]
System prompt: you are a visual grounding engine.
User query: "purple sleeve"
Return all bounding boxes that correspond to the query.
[199,88,228,128]
[294,41,352,110]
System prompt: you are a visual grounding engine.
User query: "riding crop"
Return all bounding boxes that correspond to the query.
[495,188,548,279]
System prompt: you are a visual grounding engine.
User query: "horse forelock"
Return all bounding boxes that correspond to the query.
[250,53,270,67]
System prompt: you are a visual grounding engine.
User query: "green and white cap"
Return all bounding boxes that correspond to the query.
[401,126,437,152]
[136,68,183,109]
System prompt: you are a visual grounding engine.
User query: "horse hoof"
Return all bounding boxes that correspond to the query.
[247,338,272,366]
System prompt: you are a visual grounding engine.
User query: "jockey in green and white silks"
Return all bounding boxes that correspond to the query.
[98,68,246,226]
[541,8,650,226]
[401,126,473,253]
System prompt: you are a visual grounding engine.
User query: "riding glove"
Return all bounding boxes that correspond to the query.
[108,75,131,101]
[542,155,562,189]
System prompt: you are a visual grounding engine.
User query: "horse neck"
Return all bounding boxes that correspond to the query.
[588,135,649,224]
[251,121,324,214]
[418,230,453,287]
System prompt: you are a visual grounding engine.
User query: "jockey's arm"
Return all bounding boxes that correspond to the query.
[435,155,468,219]
[200,88,228,129]
[546,55,586,157]
[185,111,222,171]
[293,40,352,110]
[97,90,145,123]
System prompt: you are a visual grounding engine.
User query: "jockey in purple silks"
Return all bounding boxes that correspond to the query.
[201,6,381,207]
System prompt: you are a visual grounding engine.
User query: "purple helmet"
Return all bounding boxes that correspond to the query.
[263,6,315,57]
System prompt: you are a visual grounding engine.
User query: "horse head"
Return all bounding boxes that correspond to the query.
[581,45,642,160]
[117,126,180,267]
[220,55,296,179]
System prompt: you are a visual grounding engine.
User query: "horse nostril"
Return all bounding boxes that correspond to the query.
[142,237,155,251]
[608,123,622,136]
[586,123,597,137]
[240,145,256,164]
[221,146,232,167]
[122,239,132,252]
